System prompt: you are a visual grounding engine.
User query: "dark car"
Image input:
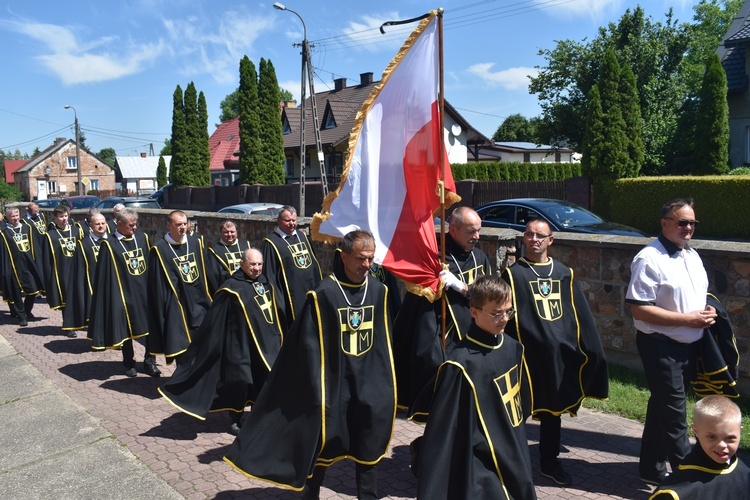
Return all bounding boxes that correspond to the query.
[217,203,284,216]
[58,195,101,209]
[96,196,161,210]
[149,183,172,205]
[33,198,62,209]
[473,198,648,237]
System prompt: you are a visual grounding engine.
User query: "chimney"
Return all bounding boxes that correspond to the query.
[55,137,66,146]
[283,100,297,108]
[360,72,374,85]
[140,152,147,158]
[334,77,347,91]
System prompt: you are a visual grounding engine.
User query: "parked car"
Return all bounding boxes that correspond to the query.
[58,195,101,209]
[473,198,648,237]
[96,196,161,210]
[33,198,62,209]
[217,203,284,216]
[149,183,172,205]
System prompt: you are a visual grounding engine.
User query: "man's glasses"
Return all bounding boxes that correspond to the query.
[477,308,516,321]
[523,232,551,240]
[663,217,699,228]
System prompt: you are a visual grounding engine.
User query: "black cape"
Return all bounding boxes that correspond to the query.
[22,215,48,269]
[0,223,44,305]
[205,240,251,295]
[502,258,608,416]
[392,234,491,409]
[41,224,78,310]
[414,323,536,500]
[261,230,322,326]
[691,294,740,398]
[62,234,104,331]
[223,271,396,491]
[88,231,151,349]
[649,445,750,499]
[158,270,285,419]
[147,235,212,359]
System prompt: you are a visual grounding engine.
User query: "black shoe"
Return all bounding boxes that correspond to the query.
[228,423,241,436]
[65,331,77,338]
[143,363,161,377]
[19,318,28,327]
[125,367,137,378]
[540,461,572,486]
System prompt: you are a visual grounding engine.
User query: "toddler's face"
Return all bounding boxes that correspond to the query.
[692,414,742,464]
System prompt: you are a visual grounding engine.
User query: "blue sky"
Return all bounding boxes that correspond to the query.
[0,0,702,157]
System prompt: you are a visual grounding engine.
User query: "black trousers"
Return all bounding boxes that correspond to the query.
[122,336,157,369]
[10,292,36,320]
[305,463,377,500]
[636,331,696,478]
[538,413,562,467]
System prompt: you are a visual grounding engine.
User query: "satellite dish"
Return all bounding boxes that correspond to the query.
[451,124,462,136]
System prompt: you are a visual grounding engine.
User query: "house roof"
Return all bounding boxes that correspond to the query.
[209,117,240,171]
[281,78,375,150]
[720,0,750,94]
[494,142,574,152]
[279,73,492,152]
[4,160,28,184]
[115,155,172,179]
[16,138,113,174]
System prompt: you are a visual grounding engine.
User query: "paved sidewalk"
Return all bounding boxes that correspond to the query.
[1,300,658,499]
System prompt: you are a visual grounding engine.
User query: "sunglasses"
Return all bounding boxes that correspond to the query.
[663,217,699,228]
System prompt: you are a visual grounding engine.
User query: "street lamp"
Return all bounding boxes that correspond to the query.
[64,105,84,195]
[274,2,308,216]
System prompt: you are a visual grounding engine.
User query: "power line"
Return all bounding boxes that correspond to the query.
[0,126,71,151]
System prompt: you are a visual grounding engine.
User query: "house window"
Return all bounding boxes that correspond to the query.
[89,179,99,191]
[323,111,336,130]
[67,156,77,169]
[283,117,291,135]
[285,156,294,177]
[523,152,530,163]
[48,181,57,194]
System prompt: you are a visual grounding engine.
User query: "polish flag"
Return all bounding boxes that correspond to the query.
[312,12,459,294]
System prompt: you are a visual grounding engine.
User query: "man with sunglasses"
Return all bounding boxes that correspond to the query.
[626,198,717,486]
[502,218,608,486]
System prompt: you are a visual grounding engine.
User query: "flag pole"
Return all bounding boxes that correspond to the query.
[437,8,447,351]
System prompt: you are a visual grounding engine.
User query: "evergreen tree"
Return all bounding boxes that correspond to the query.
[169,85,187,186]
[183,82,202,186]
[582,51,630,179]
[258,58,286,184]
[581,85,604,177]
[238,56,262,184]
[693,53,730,175]
[619,64,645,177]
[156,155,168,188]
[197,91,211,185]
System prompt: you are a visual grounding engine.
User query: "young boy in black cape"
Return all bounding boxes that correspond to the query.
[650,395,749,499]
[411,274,536,499]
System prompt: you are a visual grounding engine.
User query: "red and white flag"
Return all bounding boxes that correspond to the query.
[312,11,459,295]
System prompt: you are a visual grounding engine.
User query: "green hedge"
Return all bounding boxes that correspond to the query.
[599,176,750,239]
[451,162,582,182]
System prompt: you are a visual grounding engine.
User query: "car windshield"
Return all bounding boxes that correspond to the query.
[541,204,603,228]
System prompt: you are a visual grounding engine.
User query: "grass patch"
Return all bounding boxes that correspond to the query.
[583,364,750,451]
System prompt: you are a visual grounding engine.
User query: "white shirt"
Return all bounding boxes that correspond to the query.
[626,234,708,343]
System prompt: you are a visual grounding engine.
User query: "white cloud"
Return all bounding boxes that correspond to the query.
[340,11,409,53]
[162,8,275,84]
[468,63,539,90]
[0,19,164,85]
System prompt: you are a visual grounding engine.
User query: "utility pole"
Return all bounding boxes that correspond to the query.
[274,2,328,216]
[64,105,84,195]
